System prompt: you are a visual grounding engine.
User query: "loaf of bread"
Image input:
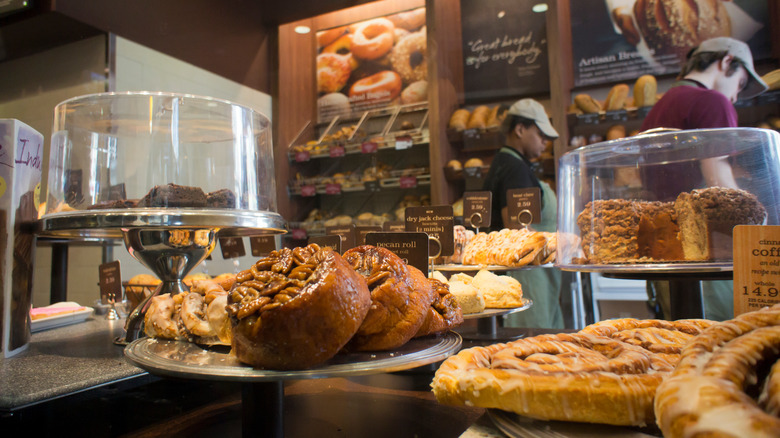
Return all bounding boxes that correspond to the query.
[466,105,490,130]
[449,109,470,131]
[634,0,731,59]
[606,124,626,141]
[604,84,629,111]
[633,75,657,107]
[574,94,602,114]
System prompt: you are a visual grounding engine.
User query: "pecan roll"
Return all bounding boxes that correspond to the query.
[414,278,463,338]
[342,245,435,351]
[226,244,370,370]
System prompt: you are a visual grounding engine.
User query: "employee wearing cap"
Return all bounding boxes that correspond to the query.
[641,37,769,321]
[483,98,564,329]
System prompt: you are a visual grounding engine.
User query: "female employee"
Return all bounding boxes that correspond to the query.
[482,98,564,328]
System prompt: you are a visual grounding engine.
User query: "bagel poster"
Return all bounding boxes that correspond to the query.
[316,7,427,122]
[571,0,772,87]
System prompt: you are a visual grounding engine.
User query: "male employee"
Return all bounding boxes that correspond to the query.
[483,98,563,328]
[641,37,768,321]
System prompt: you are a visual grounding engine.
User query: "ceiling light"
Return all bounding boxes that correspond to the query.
[497,10,505,19]
[532,3,548,13]
[294,26,311,34]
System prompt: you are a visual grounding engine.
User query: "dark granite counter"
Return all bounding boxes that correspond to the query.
[0,316,146,411]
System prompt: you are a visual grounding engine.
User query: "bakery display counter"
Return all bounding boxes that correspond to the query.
[556,128,780,319]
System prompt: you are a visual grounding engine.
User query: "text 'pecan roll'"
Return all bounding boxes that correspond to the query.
[342,245,435,352]
[226,244,370,370]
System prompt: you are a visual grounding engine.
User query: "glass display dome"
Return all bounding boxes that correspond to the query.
[556,128,780,272]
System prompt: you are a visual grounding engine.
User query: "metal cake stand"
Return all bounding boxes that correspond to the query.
[38,209,287,342]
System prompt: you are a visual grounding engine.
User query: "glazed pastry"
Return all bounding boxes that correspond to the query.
[433,332,671,426]
[343,245,435,351]
[462,229,549,267]
[414,278,464,338]
[227,244,371,369]
[655,304,780,437]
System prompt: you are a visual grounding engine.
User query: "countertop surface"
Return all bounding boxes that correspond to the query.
[0,316,146,411]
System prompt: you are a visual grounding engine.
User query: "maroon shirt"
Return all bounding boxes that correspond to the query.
[639,80,737,201]
[641,80,738,131]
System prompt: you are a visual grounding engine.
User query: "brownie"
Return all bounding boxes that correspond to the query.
[137,183,207,208]
[207,189,237,208]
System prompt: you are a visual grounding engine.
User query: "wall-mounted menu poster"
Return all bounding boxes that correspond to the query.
[460,0,550,102]
[571,0,771,87]
[316,7,427,122]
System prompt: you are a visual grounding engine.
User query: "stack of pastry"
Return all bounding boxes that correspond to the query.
[461,228,555,267]
[432,317,713,426]
[431,269,525,313]
[655,304,780,437]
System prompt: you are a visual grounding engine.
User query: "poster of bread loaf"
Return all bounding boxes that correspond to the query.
[571,0,771,87]
[315,7,427,123]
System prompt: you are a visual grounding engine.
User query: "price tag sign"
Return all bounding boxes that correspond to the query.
[404,205,455,257]
[507,188,542,228]
[291,228,307,240]
[395,135,413,150]
[300,185,317,197]
[361,141,378,154]
[733,225,780,316]
[399,175,417,189]
[250,236,276,257]
[294,150,311,162]
[219,237,246,259]
[603,110,627,122]
[98,260,122,304]
[108,183,126,201]
[383,221,405,232]
[355,226,382,245]
[325,183,342,195]
[329,145,346,157]
[365,180,381,192]
[309,234,342,253]
[326,224,356,252]
[365,232,429,275]
[463,191,492,229]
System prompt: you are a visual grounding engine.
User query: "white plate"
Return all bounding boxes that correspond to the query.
[31,302,94,333]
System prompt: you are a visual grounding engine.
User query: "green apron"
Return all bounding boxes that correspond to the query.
[503,180,565,329]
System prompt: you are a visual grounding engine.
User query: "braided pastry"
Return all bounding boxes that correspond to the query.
[655,304,780,437]
[226,244,371,369]
[343,245,435,351]
[433,332,669,426]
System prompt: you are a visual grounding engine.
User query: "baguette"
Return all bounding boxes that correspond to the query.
[604,84,629,111]
[467,105,490,130]
[448,108,470,131]
[633,75,657,107]
[574,94,602,114]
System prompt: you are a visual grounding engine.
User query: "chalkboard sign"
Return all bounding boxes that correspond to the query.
[460,0,550,102]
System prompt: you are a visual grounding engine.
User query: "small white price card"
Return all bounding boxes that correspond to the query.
[733,225,780,316]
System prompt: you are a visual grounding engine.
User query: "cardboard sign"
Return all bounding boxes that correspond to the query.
[219,237,246,259]
[355,226,382,246]
[365,232,429,275]
[733,225,780,316]
[404,205,455,257]
[98,260,122,304]
[108,183,126,201]
[290,228,307,240]
[309,234,342,253]
[250,236,276,257]
[507,187,541,227]
[329,145,345,157]
[383,221,405,232]
[463,191,492,229]
[326,224,356,252]
[325,183,341,195]
[399,175,417,189]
